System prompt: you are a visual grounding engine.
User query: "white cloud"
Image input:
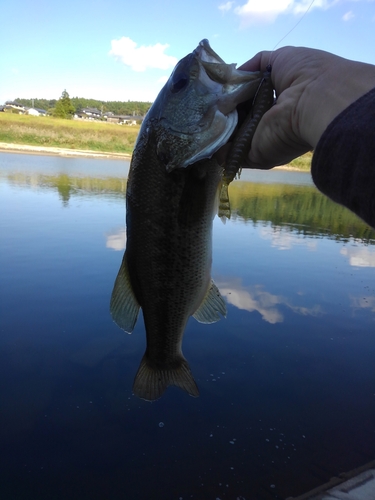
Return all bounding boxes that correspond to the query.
[157,75,170,84]
[350,295,375,313]
[342,10,355,21]
[216,278,322,323]
[218,279,285,323]
[109,37,178,72]
[235,0,293,25]
[340,245,375,267]
[292,0,333,15]
[234,0,336,25]
[106,227,126,251]
[259,225,317,251]
[219,1,235,12]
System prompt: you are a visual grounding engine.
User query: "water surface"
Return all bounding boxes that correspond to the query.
[1,152,374,500]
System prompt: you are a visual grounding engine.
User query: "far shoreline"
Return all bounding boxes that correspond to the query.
[0,142,132,161]
[0,141,307,171]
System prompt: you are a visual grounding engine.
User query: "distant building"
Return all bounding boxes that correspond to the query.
[77,107,102,119]
[5,101,26,113]
[27,107,47,116]
[105,114,143,125]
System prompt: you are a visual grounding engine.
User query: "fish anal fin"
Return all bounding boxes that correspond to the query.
[133,354,199,401]
[110,253,140,333]
[193,280,227,324]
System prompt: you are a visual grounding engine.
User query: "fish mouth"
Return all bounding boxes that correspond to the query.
[194,39,226,65]
[154,39,263,172]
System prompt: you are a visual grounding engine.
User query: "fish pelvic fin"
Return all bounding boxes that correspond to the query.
[193,279,227,324]
[133,354,199,402]
[110,252,140,333]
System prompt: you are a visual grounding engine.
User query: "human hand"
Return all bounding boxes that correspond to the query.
[239,46,375,169]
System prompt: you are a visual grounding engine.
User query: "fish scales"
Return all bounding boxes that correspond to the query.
[127,142,222,360]
[110,39,270,401]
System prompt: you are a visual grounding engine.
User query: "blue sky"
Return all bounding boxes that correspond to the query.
[1,0,374,104]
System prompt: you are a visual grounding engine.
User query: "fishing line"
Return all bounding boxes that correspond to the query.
[268,0,316,64]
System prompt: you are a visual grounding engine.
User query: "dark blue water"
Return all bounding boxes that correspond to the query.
[1,152,374,500]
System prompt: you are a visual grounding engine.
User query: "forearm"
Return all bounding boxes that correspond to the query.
[311,87,375,229]
[304,56,375,149]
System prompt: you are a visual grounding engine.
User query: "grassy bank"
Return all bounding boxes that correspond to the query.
[287,151,312,170]
[0,112,312,169]
[0,112,140,154]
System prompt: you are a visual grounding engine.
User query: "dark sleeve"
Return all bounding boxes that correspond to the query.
[311,87,375,229]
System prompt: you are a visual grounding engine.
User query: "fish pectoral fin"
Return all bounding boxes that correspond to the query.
[133,354,199,402]
[193,280,227,324]
[110,253,140,333]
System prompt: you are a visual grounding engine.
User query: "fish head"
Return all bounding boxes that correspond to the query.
[145,39,262,172]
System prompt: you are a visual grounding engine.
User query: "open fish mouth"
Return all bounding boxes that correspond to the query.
[194,38,226,64]
[151,39,263,172]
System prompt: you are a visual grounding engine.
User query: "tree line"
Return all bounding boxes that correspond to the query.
[229,182,375,241]
[14,91,152,118]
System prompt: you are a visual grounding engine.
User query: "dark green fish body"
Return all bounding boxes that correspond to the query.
[111,40,264,401]
[127,154,223,400]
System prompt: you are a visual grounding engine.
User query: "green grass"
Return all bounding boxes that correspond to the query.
[0,112,313,169]
[0,112,140,154]
[288,151,312,171]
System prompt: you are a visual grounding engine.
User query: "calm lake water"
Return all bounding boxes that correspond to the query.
[1,152,374,500]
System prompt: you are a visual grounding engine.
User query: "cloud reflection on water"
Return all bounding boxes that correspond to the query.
[216,277,323,324]
[259,225,318,251]
[350,295,375,313]
[106,227,126,251]
[340,245,375,267]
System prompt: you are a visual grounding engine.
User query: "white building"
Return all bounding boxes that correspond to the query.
[27,108,47,116]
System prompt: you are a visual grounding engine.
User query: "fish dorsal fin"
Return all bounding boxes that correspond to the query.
[110,253,140,333]
[193,280,227,324]
[133,353,199,401]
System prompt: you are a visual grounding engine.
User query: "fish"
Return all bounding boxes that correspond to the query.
[110,39,264,401]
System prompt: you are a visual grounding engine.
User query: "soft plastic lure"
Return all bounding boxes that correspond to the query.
[219,65,274,219]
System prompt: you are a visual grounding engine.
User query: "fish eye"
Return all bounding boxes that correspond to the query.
[171,74,189,93]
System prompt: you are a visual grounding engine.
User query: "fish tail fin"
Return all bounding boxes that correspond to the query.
[133,353,199,401]
[218,181,231,219]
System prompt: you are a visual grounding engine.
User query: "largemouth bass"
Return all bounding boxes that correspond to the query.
[110,39,264,401]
